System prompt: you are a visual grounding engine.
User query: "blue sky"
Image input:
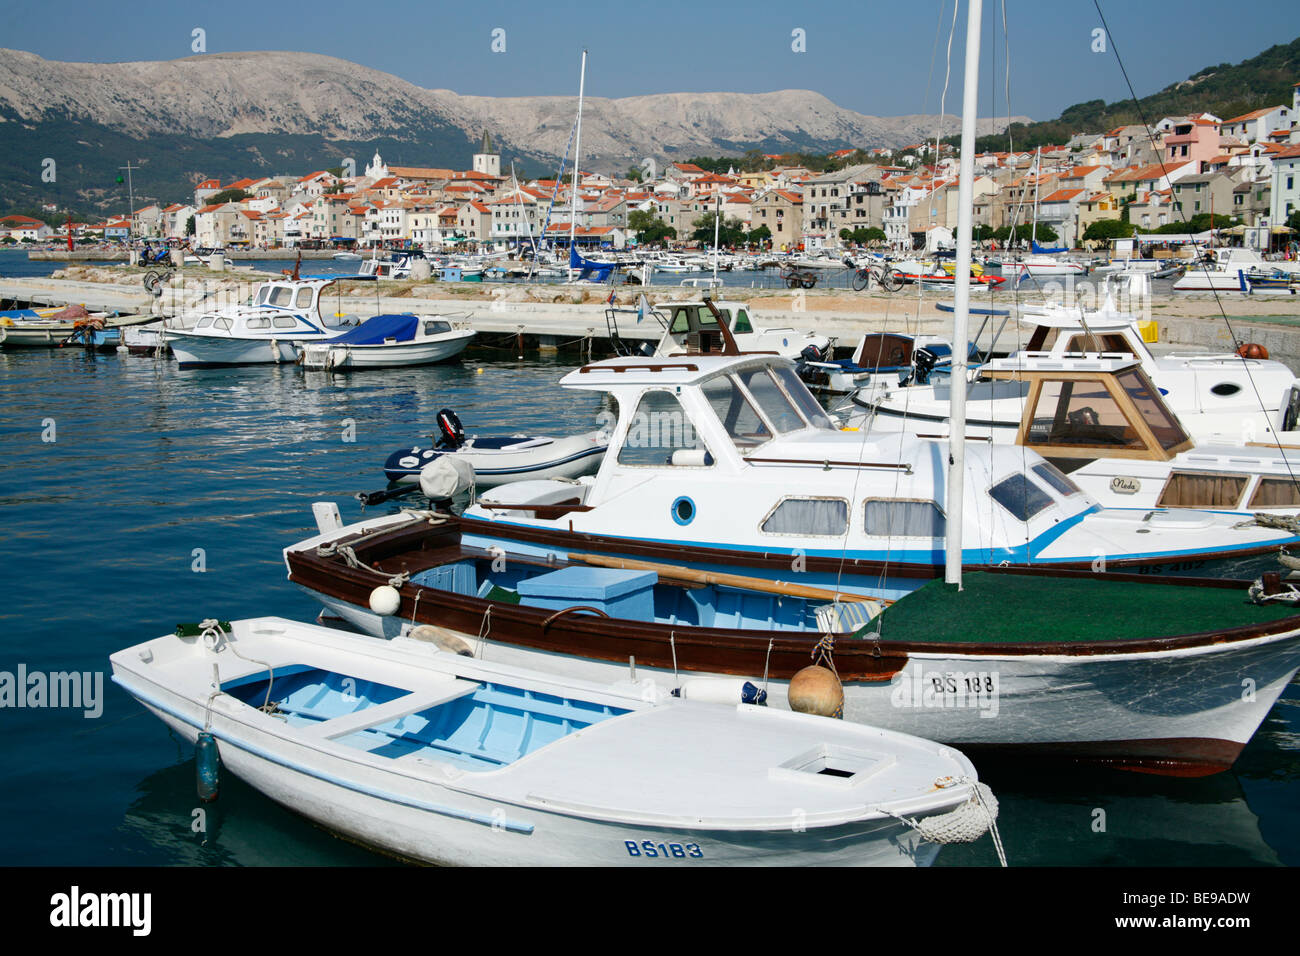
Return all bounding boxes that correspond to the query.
[4,1,1296,120]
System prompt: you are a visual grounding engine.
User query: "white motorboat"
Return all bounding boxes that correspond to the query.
[164,277,361,368]
[847,299,1300,445]
[297,314,475,370]
[1174,248,1300,292]
[110,616,995,866]
[332,252,363,261]
[605,295,830,361]
[454,351,1300,592]
[916,352,1300,515]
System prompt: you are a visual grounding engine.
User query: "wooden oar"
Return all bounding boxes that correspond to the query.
[567,552,888,605]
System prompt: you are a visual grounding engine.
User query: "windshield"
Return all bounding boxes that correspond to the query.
[702,375,771,450]
[736,367,804,433]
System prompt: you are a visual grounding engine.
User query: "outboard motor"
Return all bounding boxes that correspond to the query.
[799,343,824,364]
[913,346,939,386]
[435,408,465,449]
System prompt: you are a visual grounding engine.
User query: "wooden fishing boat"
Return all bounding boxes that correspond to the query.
[111,615,994,866]
[285,505,1300,777]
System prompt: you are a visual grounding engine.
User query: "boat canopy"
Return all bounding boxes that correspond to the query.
[329,313,418,345]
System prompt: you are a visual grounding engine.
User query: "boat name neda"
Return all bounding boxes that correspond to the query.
[889,667,999,717]
[0,665,103,717]
[49,886,151,936]
[1110,476,1141,495]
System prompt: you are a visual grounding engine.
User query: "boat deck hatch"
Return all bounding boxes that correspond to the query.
[769,745,896,788]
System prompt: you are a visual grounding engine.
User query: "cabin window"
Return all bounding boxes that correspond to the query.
[1249,477,1300,509]
[734,309,753,334]
[617,390,710,467]
[1024,379,1144,449]
[1116,369,1189,450]
[196,317,214,329]
[295,288,314,309]
[424,320,451,335]
[1064,333,1131,354]
[272,316,298,329]
[253,286,270,305]
[1209,382,1242,397]
[213,317,232,331]
[863,499,946,537]
[703,376,772,450]
[761,497,849,536]
[1157,472,1248,509]
[771,366,834,429]
[246,316,271,330]
[989,474,1054,521]
[1031,461,1082,496]
[268,287,294,307]
[736,367,804,433]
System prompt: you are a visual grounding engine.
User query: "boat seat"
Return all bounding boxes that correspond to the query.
[299,679,480,740]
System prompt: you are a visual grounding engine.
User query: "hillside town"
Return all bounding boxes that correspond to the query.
[5,84,1300,256]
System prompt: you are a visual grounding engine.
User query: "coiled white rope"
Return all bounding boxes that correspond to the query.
[874,776,1008,866]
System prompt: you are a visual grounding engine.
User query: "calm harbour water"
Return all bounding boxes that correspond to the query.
[0,345,1296,868]
[2,241,1300,867]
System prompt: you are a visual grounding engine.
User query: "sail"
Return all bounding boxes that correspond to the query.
[570,245,615,280]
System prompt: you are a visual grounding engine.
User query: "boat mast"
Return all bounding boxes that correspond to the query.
[1031,145,1040,249]
[568,50,587,279]
[712,192,720,285]
[945,0,983,588]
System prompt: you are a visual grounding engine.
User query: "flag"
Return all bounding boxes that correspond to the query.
[607,289,616,306]
[636,293,649,323]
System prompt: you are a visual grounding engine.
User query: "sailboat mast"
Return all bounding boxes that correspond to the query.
[944,0,984,588]
[569,50,587,275]
[1031,146,1041,247]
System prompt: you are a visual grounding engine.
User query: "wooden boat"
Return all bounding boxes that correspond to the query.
[285,506,1300,777]
[111,615,993,866]
[0,307,155,349]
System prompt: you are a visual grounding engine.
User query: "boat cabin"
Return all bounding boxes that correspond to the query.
[605,298,826,360]
[985,355,1194,463]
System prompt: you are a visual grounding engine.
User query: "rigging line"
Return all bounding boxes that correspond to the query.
[1093,0,1300,490]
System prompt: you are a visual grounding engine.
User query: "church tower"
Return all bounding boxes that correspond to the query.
[365,150,388,180]
[473,131,500,177]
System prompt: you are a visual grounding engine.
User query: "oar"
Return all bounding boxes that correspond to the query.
[567,552,889,605]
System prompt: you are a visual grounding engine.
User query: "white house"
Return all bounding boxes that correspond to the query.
[1269,144,1300,226]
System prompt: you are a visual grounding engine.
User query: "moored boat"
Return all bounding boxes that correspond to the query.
[111,615,995,866]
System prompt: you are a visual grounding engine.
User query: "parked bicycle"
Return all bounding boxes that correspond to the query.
[779,264,818,289]
[849,261,905,293]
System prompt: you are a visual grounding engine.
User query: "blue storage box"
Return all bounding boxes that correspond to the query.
[515,566,658,622]
[411,561,478,596]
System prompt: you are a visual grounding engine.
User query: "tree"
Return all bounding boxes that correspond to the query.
[748,225,771,244]
[626,166,643,183]
[690,212,746,246]
[629,209,676,244]
[1083,219,1136,241]
[207,188,250,205]
[1287,209,1300,233]
[185,215,196,236]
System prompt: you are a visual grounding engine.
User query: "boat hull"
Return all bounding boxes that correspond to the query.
[299,331,474,370]
[167,333,301,367]
[286,516,1300,776]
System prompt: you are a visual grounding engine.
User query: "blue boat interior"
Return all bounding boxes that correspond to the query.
[222,666,627,772]
[410,556,828,631]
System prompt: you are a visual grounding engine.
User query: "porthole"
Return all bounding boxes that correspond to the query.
[1210,382,1242,397]
[671,496,696,526]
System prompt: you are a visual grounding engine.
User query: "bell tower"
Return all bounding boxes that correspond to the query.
[473,131,500,177]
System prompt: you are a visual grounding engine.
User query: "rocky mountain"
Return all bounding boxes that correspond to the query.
[0,49,1024,212]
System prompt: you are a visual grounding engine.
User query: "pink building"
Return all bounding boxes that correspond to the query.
[1165,119,1220,169]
